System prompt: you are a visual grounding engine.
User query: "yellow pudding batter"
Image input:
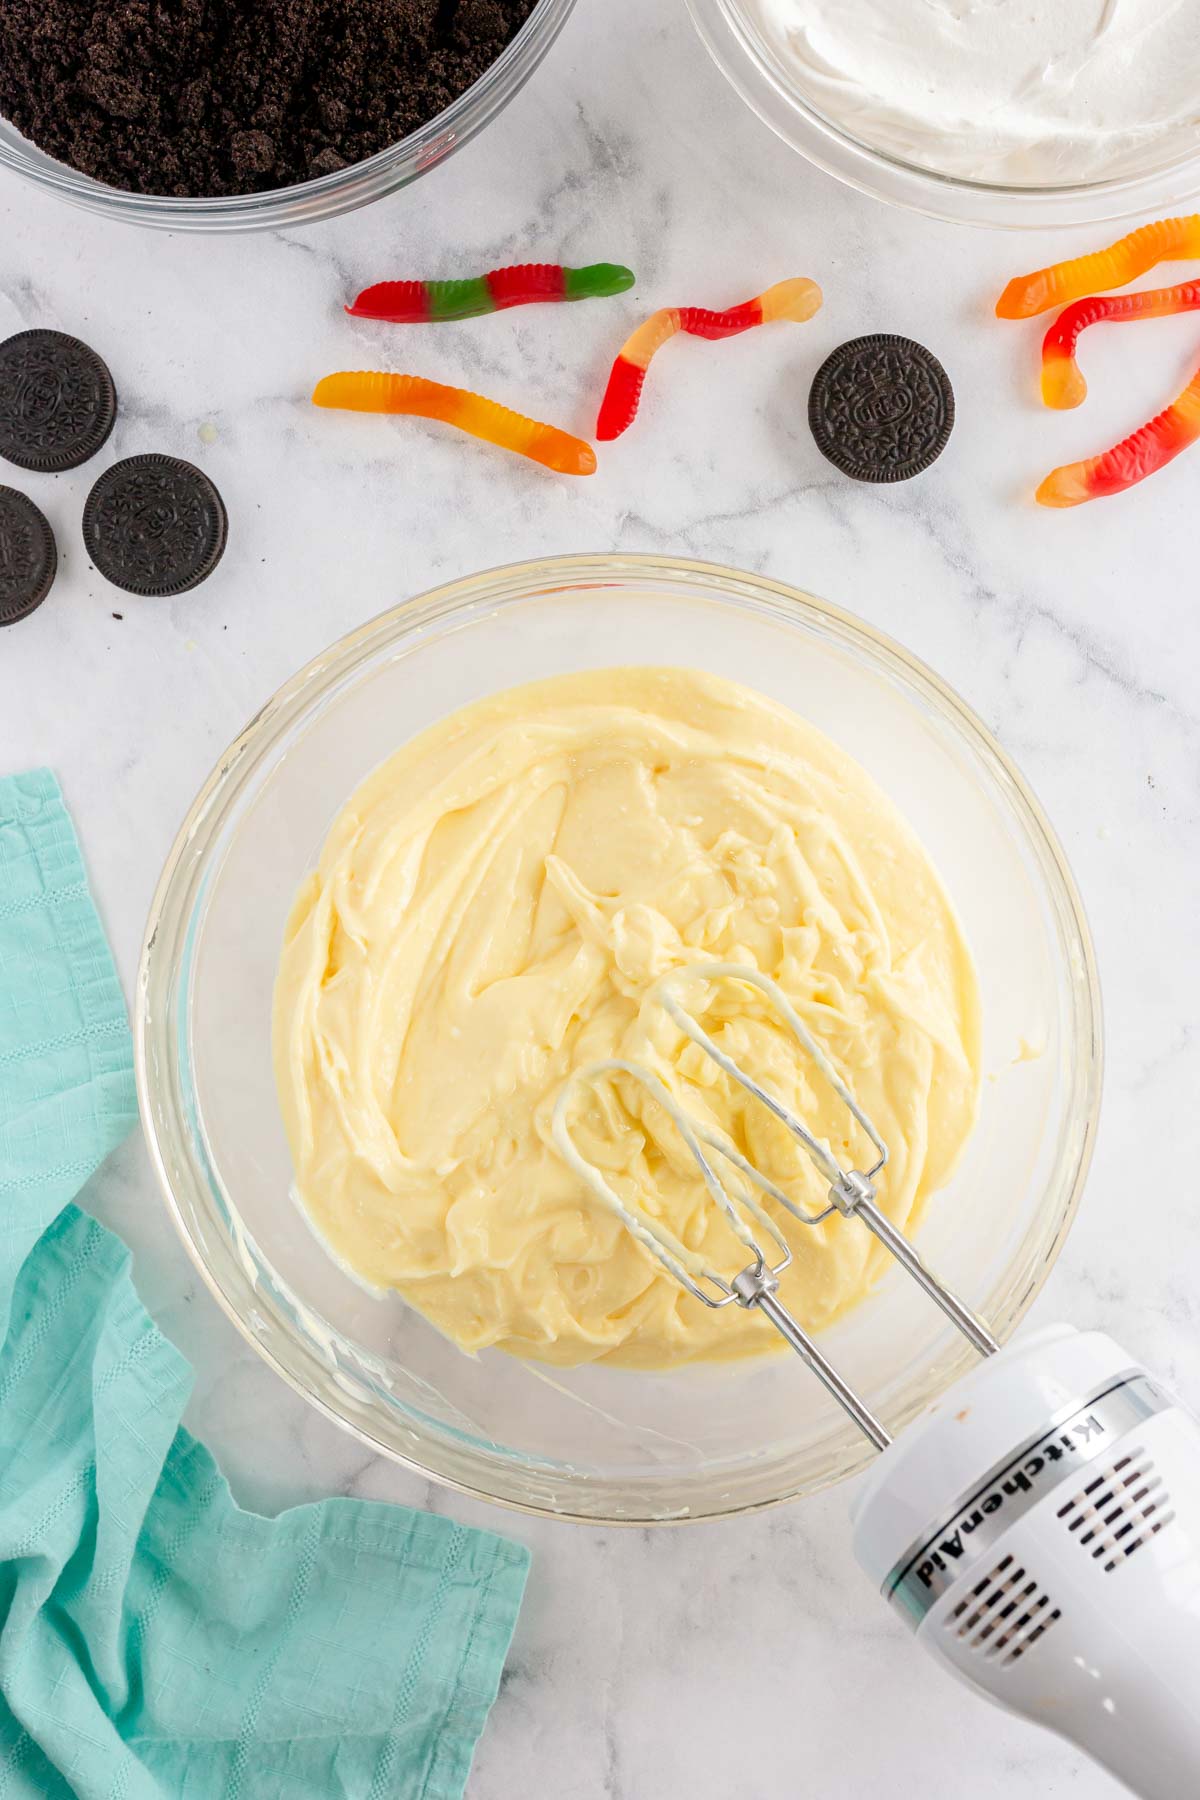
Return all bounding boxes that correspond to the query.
[273,667,980,1368]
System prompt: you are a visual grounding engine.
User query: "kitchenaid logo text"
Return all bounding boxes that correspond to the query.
[887,1375,1167,1625]
[914,1412,1107,1590]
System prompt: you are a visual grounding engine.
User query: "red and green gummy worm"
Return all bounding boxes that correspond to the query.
[348,262,635,323]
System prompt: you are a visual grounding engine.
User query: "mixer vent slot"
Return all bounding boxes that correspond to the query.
[1056,1448,1175,1573]
[944,1554,1061,1667]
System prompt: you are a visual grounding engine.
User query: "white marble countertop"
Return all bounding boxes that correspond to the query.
[4,0,1200,1793]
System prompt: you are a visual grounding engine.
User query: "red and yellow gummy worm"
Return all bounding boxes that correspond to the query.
[1037,361,1200,507]
[596,277,822,441]
[1041,281,1200,408]
[312,372,596,476]
[998,215,1200,320]
[347,262,634,323]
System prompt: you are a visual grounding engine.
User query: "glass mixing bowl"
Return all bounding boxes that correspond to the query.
[685,0,1200,228]
[136,554,1101,1524]
[0,0,575,231]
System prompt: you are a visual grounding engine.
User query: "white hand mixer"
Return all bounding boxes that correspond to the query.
[553,964,1200,1799]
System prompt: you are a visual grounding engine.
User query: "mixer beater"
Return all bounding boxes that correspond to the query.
[552,963,1200,1800]
[555,961,996,1449]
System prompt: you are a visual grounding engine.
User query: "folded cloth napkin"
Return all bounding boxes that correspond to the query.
[0,768,529,1800]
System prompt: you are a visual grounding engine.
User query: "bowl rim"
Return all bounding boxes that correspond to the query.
[684,0,1200,228]
[135,551,1104,1524]
[0,0,576,228]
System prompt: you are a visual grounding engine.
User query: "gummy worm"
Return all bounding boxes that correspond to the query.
[1042,281,1200,408]
[997,215,1200,320]
[595,277,822,441]
[347,262,634,323]
[312,372,596,476]
[1036,361,1200,507]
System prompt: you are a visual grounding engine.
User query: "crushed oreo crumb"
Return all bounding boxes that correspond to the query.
[0,0,539,199]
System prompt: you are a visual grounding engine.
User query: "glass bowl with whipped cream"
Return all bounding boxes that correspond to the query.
[686,0,1200,227]
[136,554,1101,1524]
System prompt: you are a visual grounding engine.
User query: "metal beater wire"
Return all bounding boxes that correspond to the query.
[552,1057,794,1308]
[551,962,997,1449]
[654,962,888,1195]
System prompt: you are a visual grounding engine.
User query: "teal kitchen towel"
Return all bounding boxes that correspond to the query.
[0,768,529,1800]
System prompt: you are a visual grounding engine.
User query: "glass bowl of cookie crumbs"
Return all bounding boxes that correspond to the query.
[0,0,576,231]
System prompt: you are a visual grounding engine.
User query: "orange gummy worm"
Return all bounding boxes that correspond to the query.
[312,371,596,475]
[1042,281,1200,408]
[998,215,1200,320]
[1036,361,1200,507]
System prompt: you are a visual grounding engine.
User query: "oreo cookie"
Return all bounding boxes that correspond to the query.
[0,487,57,626]
[0,330,117,474]
[83,455,227,597]
[809,335,954,483]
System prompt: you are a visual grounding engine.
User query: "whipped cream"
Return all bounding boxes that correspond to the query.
[745,0,1200,185]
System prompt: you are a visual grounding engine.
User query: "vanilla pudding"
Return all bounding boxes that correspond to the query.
[272,668,980,1370]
